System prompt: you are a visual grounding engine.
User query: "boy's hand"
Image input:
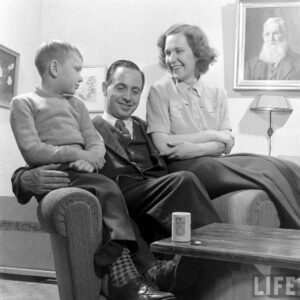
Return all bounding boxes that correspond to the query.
[80,151,106,170]
[69,160,94,173]
[96,156,106,170]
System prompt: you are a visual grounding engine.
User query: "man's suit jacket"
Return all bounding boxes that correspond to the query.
[245,49,300,80]
[92,115,168,183]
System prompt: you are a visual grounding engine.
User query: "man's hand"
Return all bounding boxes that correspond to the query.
[69,160,94,173]
[20,164,70,195]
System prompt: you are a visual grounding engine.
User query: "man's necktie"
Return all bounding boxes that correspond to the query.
[115,119,131,145]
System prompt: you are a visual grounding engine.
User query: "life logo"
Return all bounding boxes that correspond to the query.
[253,275,300,297]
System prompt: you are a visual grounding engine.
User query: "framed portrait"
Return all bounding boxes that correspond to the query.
[234,0,300,90]
[0,44,20,108]
[76,65,107,112]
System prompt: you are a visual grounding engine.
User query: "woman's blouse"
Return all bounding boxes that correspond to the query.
[146,75,231,135]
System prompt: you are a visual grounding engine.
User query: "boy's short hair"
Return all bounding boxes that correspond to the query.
[35,40,83,76]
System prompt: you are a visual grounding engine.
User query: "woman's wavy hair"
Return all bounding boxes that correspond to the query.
[157,24,217,77]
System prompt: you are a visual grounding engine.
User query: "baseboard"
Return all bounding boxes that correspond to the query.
[0,266,56,278]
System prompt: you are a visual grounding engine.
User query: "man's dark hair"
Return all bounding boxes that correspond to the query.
[106,60,145,89]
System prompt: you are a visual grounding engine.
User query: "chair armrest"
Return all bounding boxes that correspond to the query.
[37,187,105,300]
[37,187,102,237]
[277,155,300,166]
[212,189,280,228]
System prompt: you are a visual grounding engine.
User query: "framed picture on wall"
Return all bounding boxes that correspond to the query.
[0,44,20,108]
[76,65,107,112]
[234,0,300,90]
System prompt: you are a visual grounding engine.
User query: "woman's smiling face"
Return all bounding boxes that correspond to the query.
[164,33,197,85]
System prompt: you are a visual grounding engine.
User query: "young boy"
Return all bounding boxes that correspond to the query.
[10,41,175,300]
[10,40,105,171]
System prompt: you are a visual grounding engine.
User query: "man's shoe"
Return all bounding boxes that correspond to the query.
[144,255,200,293]
[109,276,176,300]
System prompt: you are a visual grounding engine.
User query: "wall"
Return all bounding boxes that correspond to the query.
[39,0,300,156]
[2,0,300,196]
[39,0,229,119]
[0,0,42,196]
[221,2,300,156]
[0,0,46,275]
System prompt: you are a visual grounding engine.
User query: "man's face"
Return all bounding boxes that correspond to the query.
[57,51,83,95]
[263,22,285,46]
[103,66,143,119]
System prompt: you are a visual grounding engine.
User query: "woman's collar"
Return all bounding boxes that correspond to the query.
[174,77,203,97]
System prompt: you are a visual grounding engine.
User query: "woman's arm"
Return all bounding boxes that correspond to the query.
[159,141,226,160]
[147,80,234,158]
[151,130,233,155]
[78,99,106,156]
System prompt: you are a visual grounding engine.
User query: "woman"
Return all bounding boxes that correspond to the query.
[146,24,300,229]
[147,24,234,160]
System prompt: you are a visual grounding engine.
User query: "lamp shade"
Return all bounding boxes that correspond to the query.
[251,95,293,112]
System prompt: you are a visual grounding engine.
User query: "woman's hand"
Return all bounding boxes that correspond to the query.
[215,131,235,154]
[224,135,235,154]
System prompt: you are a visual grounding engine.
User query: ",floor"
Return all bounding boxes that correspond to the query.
[0,274,59,300]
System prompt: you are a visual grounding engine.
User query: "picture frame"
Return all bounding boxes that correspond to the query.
[234,0,300,91]
[0,44,20,108]
[76,65,107,112]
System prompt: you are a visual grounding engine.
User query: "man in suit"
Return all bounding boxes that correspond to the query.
[11,60,221,299]
[245,17,300,80]
[93,60,221,242]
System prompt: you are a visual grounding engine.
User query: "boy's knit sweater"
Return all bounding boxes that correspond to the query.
[10,87,105,167]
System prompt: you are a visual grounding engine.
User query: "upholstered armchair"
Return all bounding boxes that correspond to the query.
[37,187,108,300]
[37,187,280,300]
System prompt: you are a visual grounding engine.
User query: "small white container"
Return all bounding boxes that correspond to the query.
[171,212,191,242]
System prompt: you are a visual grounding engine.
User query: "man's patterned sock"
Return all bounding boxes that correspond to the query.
[109,247,141,287]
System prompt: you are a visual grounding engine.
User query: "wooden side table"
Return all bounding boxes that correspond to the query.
[151,223,300,300]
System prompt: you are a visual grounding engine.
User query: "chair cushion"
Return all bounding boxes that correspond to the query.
[212,189,280,227]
